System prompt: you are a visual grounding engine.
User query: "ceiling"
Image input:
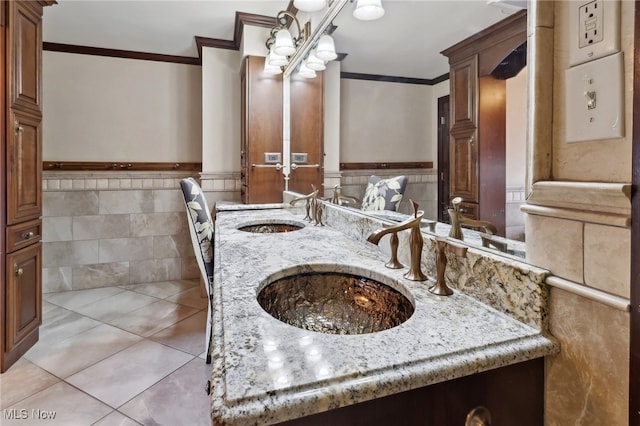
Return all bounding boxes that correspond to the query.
[42,1,526,80]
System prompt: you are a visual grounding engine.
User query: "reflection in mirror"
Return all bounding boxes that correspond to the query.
[284,2,527,257]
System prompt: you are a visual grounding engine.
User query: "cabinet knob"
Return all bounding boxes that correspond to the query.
[15,266,24,276]
[465,406,491,426]
[22,231,35,240]
[468,134,474,145]
[14,120,24,134]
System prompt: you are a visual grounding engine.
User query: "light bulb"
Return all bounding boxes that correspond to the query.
[293,0,326,12]
[306,50,326,71]
[273,29,295,56]
[315,35,337,61]
[353,0,385,21]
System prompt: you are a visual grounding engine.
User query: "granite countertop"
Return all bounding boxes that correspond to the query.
[211,208,557,426]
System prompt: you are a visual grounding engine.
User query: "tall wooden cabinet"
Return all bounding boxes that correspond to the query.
[289,73,324,196]
[1,0,52,373]
[240,55,324,203]
[442,10,526,236]
[241,56,284,204]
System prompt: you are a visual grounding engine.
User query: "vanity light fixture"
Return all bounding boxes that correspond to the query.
[297,62,317,79]
[314,34,337,61]
[353,0,385,21]
[293,0,327,12]
[263,56,283,75]
[305,49,326,71]
[265,10,310,61]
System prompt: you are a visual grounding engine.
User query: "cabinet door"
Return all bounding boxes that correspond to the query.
[289,74,324,196]
[8,0,43,114]
[449,56,479,203]
[242,56,284,204]
[5,243,42,355]
[449,131,478,202]
[450,56,477,130]
[7,110,42,224]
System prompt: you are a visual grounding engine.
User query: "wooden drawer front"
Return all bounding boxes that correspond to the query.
[7,110,42,224]
[9,0,43,114]
[6,219,41,253]
[5,243,42,353]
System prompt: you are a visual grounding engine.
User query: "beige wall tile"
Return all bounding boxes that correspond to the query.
[130,258,182,284]
[153,234,193,259]
[153,189,184,213]
[130,212,186,237]
[99,190,154,214]
[181,256,200,280]
[42,217,73,242]
[584,224,630,298]
[99,237,154,263]
[72,262,130,289]
[525,215,583,282]
[545,288,629,425]
[73,214,131,240]
[43,241,99,268]
[43,191,99,217]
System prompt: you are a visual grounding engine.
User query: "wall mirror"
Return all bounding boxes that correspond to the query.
[281,0,530,260]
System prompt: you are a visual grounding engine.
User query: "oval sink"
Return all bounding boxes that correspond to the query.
[257,271,414,335]
[238,220,304,233]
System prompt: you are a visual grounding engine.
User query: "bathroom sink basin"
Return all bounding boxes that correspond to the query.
[238,220,304,233]
[257,271,414,335]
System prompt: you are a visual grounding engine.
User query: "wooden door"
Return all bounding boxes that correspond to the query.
[289,74,324,196]
[241,56,284,204]
[437,95,450,223]
[3,243,42,370]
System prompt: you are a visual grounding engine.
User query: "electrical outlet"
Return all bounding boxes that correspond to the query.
[569,0,620,67]
[578,0,604,48]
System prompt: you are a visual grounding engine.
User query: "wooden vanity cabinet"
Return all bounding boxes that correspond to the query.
[442,10,526,235]
[278,358,544,426]
[1,0,52,373]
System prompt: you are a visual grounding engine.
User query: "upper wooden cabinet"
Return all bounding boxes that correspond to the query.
[7,109,42,225]
[8,0,44,115]
[441,10,526,235]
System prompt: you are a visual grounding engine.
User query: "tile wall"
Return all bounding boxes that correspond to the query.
[41,171,240,293]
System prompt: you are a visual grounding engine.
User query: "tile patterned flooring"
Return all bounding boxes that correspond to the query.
[0,280,212,425]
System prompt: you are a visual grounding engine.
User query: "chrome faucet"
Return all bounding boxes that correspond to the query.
[290,185,324,226]
[448,197,498,240]
[430,237,468,296]
[367,200,427,281]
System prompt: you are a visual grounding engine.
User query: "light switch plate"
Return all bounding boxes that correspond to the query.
[291,152,308,164]
[568,0,620,67]
[264,152,281,163]
[565,52,624,143]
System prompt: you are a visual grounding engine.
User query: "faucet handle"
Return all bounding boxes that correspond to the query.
[451,197,463,212]
[429,238,467,296]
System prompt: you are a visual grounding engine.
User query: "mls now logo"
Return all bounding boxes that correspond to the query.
[3,408,57,420]
[3,409,28,419]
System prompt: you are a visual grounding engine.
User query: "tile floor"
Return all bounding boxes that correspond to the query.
[0,279,212,426]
